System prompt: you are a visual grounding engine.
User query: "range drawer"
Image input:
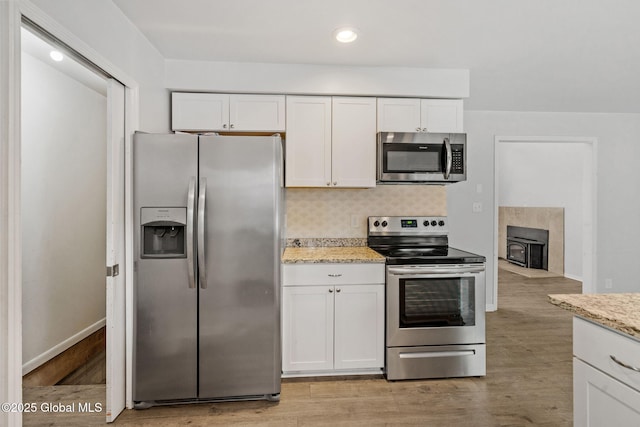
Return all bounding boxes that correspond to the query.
[282,263,384,286]
[574,317,640,391]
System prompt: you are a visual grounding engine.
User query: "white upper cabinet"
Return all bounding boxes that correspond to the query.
[377,97,464,133]
[420,99,464,133]
[172,93,228,132]
[285,96,332,187]
[229,94,286,131]
[331,97,377,188]
[376,98,421,132]
[285,95,376,188]
[172,92,285,132]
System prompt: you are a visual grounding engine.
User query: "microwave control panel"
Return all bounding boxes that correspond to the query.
[451,146,464,174]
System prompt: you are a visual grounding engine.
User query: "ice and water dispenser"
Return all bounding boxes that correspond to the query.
[140,207,187,258]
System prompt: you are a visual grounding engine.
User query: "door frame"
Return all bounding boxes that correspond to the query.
[1,1,139,424]
[0,3,22,427]
[493,136,598,309]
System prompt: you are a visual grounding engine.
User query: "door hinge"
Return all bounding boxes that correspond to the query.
[106,264,120,277]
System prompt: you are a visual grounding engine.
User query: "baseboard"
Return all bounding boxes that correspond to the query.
[22,318,106,381]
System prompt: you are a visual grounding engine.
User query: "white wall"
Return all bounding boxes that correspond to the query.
[165,59,469,98]
[498,142,586,280]
[21,52,106,371]
[29,0,169,132]
[448,111,640,306]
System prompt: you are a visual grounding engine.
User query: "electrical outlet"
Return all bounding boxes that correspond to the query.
[472,202,483,213]
[605,279,613,289]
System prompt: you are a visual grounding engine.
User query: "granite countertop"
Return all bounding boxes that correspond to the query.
[548,293,640,339]
[282,246,386,264]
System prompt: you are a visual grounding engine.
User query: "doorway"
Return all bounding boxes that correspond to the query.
[19,22,127,424]
[493,136,597,308]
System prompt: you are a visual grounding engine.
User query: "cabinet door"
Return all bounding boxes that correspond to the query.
[282,286,334,372]
[420,99,464,133]
[171,92,229,131]
[229,94,285,131]
[331,97,377,188]
[376,98,421,132]
[574,358,640,427]
[285,96,332,187]
[334,284,385,370]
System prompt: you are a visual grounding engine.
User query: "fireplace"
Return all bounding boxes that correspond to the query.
[506,226,548,270]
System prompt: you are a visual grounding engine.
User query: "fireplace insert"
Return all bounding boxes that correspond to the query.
[507,237,544,269]
[506,226,548,270]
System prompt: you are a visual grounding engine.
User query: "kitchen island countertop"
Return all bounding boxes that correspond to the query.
[282,246,385,264]
[548,292,640,339]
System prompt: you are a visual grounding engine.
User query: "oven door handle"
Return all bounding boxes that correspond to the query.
[388,265,485,275]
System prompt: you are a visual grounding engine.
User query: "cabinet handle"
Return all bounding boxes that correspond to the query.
[328,274,342,277]
[223,124,227,129]
[336,288,341,293]
[326,182,330,186]
[333,182,337,186]
[328,288,334,293]
[610,355,640,373]
[230,123,235,129]
[422,127,428,132]
[415,127,421,132]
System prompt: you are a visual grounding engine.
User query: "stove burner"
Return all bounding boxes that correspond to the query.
[367,216,486,265]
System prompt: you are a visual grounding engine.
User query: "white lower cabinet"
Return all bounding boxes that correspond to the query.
[573,317,640,426]
[282,263,385,376]
[282,285,335,372]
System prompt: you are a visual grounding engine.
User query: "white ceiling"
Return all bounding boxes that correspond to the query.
[112,0,640,113]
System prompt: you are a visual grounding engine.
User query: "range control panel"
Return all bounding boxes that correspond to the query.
[368,216,449,235]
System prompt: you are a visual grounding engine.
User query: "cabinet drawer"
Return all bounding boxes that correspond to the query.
[574,317,640,391]
[282,263,384,286]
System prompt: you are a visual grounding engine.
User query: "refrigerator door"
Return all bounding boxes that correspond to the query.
[198,135,283,399]
[133,133,198,402]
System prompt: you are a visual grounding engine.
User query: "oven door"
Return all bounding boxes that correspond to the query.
[386,264,486,347]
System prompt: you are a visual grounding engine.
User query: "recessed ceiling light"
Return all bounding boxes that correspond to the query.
[49,50,64,62]
[334,28,358,43]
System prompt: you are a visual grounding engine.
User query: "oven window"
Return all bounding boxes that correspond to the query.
[399,278,475,328]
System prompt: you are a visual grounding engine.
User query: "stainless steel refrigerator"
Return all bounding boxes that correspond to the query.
[132,132,283,406]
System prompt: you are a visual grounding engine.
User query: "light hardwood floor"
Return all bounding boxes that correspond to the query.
[23,268,581,426]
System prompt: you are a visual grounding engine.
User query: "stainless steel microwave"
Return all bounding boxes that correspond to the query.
[377,132,467,184]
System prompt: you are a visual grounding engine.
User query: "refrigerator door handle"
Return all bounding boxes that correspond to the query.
[198,177,207,289]
[186,177,196,289]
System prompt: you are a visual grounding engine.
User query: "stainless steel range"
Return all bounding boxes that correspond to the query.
[367,216,486,380]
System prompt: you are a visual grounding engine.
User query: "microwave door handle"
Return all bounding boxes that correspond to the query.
[186,177,196,289]
[198,178,207,289]
[443,137,452,179]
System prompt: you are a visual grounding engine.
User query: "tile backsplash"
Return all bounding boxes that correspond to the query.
[285,185,447,238]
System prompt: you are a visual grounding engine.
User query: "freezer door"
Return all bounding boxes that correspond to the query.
[198,135,283,399]
[133,133,198,402]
